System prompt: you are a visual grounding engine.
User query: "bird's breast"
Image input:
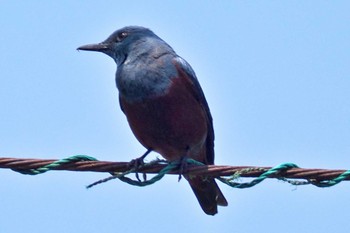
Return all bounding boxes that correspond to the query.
[119,75,208,161]
[116,56,177,102]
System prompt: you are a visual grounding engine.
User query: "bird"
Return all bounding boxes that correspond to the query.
[77,26,228,215]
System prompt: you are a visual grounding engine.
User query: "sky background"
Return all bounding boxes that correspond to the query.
[1,1,349,232]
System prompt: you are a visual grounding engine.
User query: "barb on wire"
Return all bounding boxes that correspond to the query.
[0,156,350,189]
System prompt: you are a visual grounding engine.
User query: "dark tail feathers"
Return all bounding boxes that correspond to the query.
[186,176,228,215]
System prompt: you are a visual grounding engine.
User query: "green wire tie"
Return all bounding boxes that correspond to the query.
[13,155,98,175]
[309,169,350,187]
[86,158,204,188]
[218,163,350,188]
[218,163,299,188]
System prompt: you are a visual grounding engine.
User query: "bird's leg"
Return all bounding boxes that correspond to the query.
[178,146,192,181]
[128,148,152,182]
[177,155,189,181]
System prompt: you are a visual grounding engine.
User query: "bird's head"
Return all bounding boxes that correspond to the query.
[77,26,169,65]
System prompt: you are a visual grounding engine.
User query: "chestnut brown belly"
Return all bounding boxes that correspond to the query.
[119,84,208,161]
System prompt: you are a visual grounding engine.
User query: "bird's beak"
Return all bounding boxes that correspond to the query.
[77,43,110,52]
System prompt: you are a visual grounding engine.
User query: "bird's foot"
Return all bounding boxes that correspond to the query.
[128,149,152,182]
[177,156,189,182]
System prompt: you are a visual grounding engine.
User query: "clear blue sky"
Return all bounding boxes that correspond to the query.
[1,1,349,232]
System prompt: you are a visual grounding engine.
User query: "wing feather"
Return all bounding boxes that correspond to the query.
[173,57,215,164]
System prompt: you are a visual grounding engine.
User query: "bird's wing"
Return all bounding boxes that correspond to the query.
[173,56,215,165]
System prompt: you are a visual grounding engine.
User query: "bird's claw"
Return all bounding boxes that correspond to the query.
[128,149,152,182]
[127,157,146,182]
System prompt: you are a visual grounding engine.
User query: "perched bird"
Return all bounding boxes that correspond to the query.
[77,26,227,215]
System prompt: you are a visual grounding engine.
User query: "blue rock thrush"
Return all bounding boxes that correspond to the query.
[77,26,228,215]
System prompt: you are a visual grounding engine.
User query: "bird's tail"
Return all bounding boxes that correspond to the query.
[186,176,228,215]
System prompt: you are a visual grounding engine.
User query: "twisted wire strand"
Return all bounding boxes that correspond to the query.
[1,156,349,184]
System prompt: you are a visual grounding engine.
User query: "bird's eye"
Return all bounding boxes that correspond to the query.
[117,32,128,42]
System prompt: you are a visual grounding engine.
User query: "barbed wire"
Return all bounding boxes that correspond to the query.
[1,155,349,189]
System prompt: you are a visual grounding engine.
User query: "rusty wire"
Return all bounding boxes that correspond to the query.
[1,156,349,184]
